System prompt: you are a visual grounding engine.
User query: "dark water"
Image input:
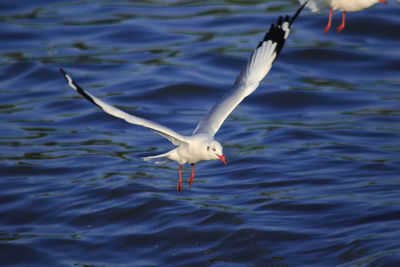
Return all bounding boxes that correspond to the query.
[1,1,400,266]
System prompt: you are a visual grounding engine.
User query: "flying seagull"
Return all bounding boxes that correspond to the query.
[299,0,387,34]
[60,3,306,192]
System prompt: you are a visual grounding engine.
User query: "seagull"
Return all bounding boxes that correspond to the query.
[299,0,387,34]
[60,3,306,192]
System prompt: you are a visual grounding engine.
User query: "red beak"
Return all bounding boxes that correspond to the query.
[216,154,227,165]
[378,0,387,4]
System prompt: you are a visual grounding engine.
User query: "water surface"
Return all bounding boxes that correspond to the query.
[1,1,400,266]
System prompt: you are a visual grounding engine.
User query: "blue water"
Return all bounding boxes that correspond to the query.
[1,1,400,266]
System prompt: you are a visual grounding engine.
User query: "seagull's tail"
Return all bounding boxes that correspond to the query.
[142,151,172,165]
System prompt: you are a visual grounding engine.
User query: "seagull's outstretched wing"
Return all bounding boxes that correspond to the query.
[193,3,306,136]
[60,68,188,146]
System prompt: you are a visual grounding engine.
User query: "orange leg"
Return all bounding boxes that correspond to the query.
[336,11,346,33]
[323,9,334,34]
[188,164,195,188]
[177,165,182,192]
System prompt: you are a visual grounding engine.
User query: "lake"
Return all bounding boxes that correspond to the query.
[1,0,400,266]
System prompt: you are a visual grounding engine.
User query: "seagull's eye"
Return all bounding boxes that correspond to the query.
[207,146,210,151]
[212,148,216,152]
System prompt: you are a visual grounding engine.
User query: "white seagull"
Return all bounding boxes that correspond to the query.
[60,4,306,192]
[299,0,387,34]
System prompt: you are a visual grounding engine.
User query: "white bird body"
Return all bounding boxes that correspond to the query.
[300,0,384,12]
[60,4,306,191]
[299,0,387,33]
[331,0,383,12]
[146,133,221,165]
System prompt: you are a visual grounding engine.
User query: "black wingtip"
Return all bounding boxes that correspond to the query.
[60,68,73,85]
[59,68,67,80]
[60,68,101,108]
[256,1,307,60]
[290,0,308,25]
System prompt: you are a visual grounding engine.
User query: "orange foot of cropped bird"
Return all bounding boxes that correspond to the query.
[177,165,183,192]
[188,164,195,188]
[323,9,347,34]
[323,9,334,34]
[302,0,388,34]
[336,11,346,33]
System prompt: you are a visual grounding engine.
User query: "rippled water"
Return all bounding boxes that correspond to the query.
[1,1,400,266]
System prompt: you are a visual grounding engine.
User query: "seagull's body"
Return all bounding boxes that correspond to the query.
[299,0,387,33]
[61,4,306,191]
[147,133,222,165]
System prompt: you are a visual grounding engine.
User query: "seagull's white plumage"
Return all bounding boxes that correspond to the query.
[299,0,387,33]
[60,3,306,191]
[300,0,385,12]
[62,71,188,146]
[194,34,279,136]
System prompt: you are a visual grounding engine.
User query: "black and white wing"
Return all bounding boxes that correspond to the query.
[60,68,188,146]
[193,3,306,136]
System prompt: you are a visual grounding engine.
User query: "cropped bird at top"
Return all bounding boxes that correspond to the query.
[299,0,387,34]
[60,3,306,192]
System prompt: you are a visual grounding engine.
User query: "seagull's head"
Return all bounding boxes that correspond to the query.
[207,141,226,165]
